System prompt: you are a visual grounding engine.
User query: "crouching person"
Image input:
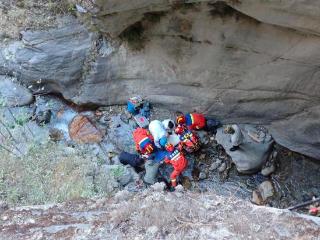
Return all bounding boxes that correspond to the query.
[164,144,188,188]
[176,112,220,133]
[133,127,160,184]
[133,127,155,155]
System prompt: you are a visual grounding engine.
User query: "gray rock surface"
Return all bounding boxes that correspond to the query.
[0,189,319,239]
[0,3,320,159]
[261,164,276,177]
[0,17,94,99]
[0,76,33,107]
[216,125,274,173]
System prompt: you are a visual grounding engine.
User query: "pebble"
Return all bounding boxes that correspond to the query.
[261,164,275,176]
[252,190,263,205]
[199,172,207,180]
[147,226,159,235]
[258,181,274,201]
[218,162,227,172]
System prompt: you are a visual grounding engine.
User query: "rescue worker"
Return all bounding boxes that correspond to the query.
[175,125,201,153]
[224,124,243,151]
[164,143,188,187]
[176,112,221,133]
[149,120,168,149]
[132,128,155,155]
[162,119,175,135]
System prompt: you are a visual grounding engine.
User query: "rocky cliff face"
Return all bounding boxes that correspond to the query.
[1,187,319,239]
[0,0,320,159]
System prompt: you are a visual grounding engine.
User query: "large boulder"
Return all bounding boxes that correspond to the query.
[0,3,320,159]
[0,17,95,99]
[216,125,274,173]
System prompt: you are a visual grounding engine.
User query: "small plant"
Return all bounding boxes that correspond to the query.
[110,165,125,178]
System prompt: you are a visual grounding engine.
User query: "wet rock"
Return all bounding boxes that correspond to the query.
[69,115,103,143]
[216,125,274,173]
[258,181,275,201]
[261,164,276,176]
[199,172,207,180]
[35,110,52,125]
[0,76,33,107]
[218,162,227,173]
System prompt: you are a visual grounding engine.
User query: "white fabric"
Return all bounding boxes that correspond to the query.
[162,119,175,134]
[167,133,180,146]
[231,124,243,146]
[149,120,167,148]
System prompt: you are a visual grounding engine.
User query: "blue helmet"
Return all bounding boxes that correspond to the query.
[159,137,168,148]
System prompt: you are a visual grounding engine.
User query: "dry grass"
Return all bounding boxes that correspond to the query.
[0,141,100,205]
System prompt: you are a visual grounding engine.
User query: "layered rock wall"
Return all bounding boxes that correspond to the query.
[0,1,319,159]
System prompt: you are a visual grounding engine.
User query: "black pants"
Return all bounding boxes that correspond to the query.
[204,118,221,133]
[119,151,144,172]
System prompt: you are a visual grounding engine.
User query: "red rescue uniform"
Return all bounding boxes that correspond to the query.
[133,128,154,155]
[164,149,188,187]
[185,113,206,130]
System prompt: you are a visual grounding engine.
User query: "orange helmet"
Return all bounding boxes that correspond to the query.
[176,115,186,125]
[165,143,174,152]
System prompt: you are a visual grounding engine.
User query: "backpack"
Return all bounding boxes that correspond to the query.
[127,96,144,114]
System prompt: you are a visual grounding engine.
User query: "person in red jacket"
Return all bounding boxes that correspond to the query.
[176,112,206,130]
[164,143,188,187]
[133,128,155,155]
[176,112,221,133]
[174,125,201,153]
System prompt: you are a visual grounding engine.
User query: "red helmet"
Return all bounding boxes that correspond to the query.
[175,125,187,135]
[176,115,186,125]
[165,143,174,152]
